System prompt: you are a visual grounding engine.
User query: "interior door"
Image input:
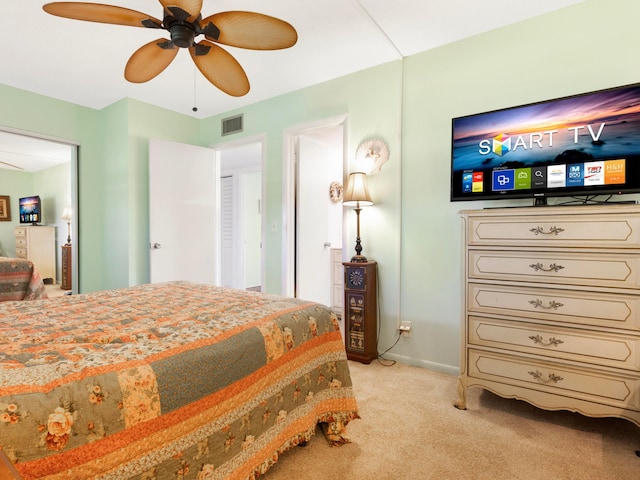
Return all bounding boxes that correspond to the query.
[296,132,342,305]
[149,138,219,284]
[243,170,262,289]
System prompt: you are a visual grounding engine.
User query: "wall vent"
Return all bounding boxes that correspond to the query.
[222,114,243,136]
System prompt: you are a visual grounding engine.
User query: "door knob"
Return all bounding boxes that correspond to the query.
[324,242,331,247]
[152,242,162,249]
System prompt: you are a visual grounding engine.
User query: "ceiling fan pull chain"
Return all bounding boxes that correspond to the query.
[192,65,198,112]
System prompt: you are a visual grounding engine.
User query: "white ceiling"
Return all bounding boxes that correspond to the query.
[1,0,583,122]
[0,131,74,172]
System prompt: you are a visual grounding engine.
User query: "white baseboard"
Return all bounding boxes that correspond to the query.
[379,352,459,377]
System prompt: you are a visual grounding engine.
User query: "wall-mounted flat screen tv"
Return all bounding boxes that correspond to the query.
[450,83,640,204]
[19,195,41,224]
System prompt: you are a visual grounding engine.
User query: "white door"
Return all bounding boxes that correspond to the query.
[242,170,262,289]
[149,138,219,284]
[296,130,343,305]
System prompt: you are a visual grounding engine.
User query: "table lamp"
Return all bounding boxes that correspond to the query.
[343,172,373,262]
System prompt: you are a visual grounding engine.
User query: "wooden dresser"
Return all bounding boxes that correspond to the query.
[456,204,640,427]
[15,225,56,284]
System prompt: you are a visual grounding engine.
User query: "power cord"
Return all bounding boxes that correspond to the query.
[373,261,398,366]
[376,332,400,366]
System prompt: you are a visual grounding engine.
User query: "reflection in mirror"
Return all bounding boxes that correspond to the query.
[0,130,78,295]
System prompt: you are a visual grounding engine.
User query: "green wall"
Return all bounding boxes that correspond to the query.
[396,0,640,370]
[0,0,637,372]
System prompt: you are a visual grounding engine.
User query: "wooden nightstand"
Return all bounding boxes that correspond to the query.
[342,260,377,364]
[61,244,72,290]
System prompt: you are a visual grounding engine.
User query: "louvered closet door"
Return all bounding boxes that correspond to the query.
[220,175,234,287]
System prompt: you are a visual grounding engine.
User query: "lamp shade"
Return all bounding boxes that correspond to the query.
[343,172,373,207]
[61,206,72,222]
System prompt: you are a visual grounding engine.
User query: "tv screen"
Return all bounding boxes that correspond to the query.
[19,195,41,224]
[450,83,640,203]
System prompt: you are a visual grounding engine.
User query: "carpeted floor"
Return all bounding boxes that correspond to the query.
[45,283,68,298]
[264,360,640,479]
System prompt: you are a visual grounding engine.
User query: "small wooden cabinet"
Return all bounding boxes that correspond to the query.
[61,244,72,290]
[343,260,377,364]
[15,225,56,283]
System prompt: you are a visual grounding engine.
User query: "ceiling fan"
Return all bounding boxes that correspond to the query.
[42,1,298,97]
[0,160,24,171]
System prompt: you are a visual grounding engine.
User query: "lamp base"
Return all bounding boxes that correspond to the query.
[351,236,367,263]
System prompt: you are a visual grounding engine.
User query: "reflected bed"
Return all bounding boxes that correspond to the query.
[0,258,47,302]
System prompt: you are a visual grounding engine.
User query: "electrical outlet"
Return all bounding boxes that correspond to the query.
[399,321,412,337]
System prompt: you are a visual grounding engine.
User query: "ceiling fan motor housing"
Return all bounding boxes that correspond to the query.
[168,22,196,48]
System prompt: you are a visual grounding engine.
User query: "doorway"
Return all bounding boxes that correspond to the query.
[0,130,78,294]
[148,137,263,290]
[283,116,346,307]
[217,138,264,291]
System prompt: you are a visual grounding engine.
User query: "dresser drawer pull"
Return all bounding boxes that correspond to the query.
[528,370,564,384]
[529,335,564,347]
[529,226,565,236]
[528,299,564,310]
[529,262,565,272]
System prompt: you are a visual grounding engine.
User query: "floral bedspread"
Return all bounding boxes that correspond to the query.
[0,281,359,479]
[0,258,48,302]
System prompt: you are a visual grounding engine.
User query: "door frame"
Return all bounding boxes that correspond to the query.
[0,127,79,293]
[282,114,348,297]
[213,134,266,291]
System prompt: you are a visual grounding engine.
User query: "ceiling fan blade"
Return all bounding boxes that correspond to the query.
[200,11,298,50]
[159,0,202,23]
[43,2,162,28]
[189,40,249,97]
[125,39,179,83]
[0,160,24,171]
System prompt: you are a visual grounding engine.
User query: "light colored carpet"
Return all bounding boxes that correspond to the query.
[45,283,68,298]
[265,360,640,479]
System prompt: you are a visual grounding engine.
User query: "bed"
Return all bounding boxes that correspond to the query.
[0,257,48,302]
[0,281,359,479]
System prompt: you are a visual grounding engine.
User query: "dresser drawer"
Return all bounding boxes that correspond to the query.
[15,248,27,258]
[14,226,26,238]
[15,238,27,248]
[468,283,640,331]
[468,349,640,410]
[468,250,640,289]
[466,212,640,247]
[469,316,640,370]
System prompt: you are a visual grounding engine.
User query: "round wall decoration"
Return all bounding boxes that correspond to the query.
[356,138,389,174]
[329,181,343,203]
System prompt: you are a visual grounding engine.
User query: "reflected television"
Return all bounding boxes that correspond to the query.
[450,83,640,203]
[19,195,41,224]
